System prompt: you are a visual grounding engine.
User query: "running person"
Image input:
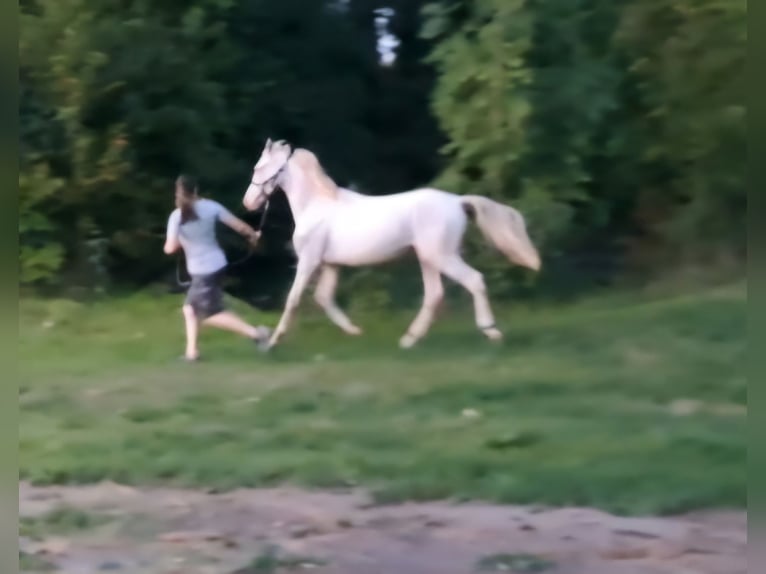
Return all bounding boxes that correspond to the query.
[164,174,271,361]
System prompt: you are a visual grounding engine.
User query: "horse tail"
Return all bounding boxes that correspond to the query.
[461,195,541,271]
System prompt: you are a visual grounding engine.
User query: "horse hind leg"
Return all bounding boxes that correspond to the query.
[314,265,362,335]
[400,260,444,349]
[438,255,502,341]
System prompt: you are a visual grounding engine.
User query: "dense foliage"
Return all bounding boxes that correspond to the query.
[19,0,745,298]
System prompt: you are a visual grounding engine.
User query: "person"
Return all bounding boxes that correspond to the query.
[164,174,271,361]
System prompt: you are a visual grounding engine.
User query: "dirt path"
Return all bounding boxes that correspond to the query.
[19,482,746,574]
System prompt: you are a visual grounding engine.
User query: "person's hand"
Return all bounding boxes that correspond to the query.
[247,230,262,247]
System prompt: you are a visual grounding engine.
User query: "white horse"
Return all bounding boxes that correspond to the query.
[242,138,541,350]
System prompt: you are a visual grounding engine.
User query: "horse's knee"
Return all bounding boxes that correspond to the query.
[427,284,445,307]
[286,292,303,310]
[314,288,331,308]
[435,286,445,304]
[465,271,486,295]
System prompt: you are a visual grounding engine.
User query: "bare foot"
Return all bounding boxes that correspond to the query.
[399,333,417,349]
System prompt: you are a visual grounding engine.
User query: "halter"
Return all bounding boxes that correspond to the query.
[249,145,293,194]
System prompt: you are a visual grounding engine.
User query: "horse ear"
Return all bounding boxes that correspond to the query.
[265,138,272,150]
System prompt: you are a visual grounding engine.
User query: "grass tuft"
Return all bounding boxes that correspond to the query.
[20,507,112,540]
[476,553,556,572]
[233,545,327,573]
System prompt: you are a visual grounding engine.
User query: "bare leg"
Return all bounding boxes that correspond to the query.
[439,256,502,340]
[203,311,269,341]
[400,262,444,349]
[182,304,200,360]
[269,257,321,348]
[314,265,362,335]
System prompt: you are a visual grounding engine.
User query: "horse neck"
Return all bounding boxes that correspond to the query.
[279,162,326,222]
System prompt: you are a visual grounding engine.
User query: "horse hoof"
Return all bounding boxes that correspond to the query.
[399,334,417,349]
[484,327,503,341]
[347,325,363,336]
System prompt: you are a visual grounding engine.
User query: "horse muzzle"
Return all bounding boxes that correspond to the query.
[243,186,267,211]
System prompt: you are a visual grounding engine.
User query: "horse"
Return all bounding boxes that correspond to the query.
[242,138,541,350]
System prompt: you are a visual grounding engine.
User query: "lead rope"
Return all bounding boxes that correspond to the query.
[175,200,272,290]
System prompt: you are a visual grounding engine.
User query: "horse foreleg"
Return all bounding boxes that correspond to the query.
[268,256,320,348]
[314,265,362,335]
[400,262,444,349]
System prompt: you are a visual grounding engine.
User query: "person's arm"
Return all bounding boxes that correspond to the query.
[164,211,181,254]
[216,203,261,246]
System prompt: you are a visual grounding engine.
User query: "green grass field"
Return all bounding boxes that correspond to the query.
[19,283,746,515]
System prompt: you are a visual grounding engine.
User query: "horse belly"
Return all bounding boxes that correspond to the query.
[323,206,414,266]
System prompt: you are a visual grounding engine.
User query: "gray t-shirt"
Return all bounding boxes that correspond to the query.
[166,198,235,276]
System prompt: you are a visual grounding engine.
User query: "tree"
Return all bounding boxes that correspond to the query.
[616,0,746,265]
[18,0,745,294]
[20,0,241,286]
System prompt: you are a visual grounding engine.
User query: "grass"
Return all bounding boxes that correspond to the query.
[19,551,57,572]
[476,553,556,572]
[20,507,112,540]
[18,282,746,515]
[233,546,327,573]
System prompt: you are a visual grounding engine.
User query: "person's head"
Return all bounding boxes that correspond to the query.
[175,174,199,224]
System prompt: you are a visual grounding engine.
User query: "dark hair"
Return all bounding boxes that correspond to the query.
[176,174,199,224]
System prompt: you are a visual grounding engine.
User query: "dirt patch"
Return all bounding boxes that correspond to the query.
[19,482,746,574]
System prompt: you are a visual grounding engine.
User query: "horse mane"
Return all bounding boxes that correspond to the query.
[291,148,339,200]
